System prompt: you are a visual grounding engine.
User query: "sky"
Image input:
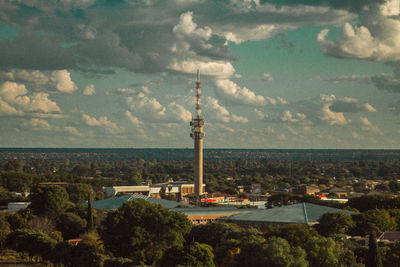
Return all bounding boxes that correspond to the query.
[0,0,400,149]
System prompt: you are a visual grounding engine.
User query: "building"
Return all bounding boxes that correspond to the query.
[103,185,150,197]
[377,232,400,244]
[89,193,251,225]
[7,202,31,212]
[292,185,320,195]
[103,181,202,200]
[150,181,204,200]
[218,202,353,231]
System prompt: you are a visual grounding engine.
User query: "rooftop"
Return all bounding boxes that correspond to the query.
[219,202,353,225]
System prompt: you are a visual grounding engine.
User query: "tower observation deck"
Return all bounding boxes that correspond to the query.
[190,70,204,197]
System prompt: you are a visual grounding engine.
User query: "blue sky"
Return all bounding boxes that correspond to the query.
[0,0,399,148]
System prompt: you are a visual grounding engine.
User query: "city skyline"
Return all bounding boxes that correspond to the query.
[0,0,399,149]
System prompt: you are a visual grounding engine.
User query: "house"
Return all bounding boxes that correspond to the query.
[377,232,400,243]
[292,185,320,195]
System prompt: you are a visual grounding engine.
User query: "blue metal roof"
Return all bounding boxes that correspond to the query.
[219,203,353,225]
[90,194,185,210]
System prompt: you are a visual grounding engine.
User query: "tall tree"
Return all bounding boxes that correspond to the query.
[367,231,383,267]
[87,194,94,232]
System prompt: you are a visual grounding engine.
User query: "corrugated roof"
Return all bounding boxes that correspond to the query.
[219,203,353,225]
[171,207,250,217]
[90,194,185,210]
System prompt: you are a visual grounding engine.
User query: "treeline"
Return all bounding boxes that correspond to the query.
[2,158,400,196]
[2,190,400,266]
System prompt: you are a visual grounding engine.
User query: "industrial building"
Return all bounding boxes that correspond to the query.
[90,194,353,227]
[218,202,353,230]
[90,193,249,224]
[103,181,203,200]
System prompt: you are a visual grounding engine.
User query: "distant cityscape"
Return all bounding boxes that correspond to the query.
[1,148,400,161]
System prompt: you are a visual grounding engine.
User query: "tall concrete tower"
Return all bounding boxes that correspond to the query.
[190,70,204,197]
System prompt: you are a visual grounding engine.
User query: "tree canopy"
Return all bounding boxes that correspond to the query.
[100,199,192,265]
[29,185,71,219]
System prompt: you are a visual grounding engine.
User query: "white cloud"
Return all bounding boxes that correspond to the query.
[263,72,274,81]
[317,0,400,62]
[168,102,192,122]
[281,110,307,123]
[266,126,274,134]
[319,95,349,125]
[287,125,298,135]
[277,133,286,141]
[115,88,136,95]
[352,131,361,139]
[205,97,230,122]
[215,79,270,106]
[173,11,212,40]
[0,97,23,115]
[0,81,60,114]
[126,92,192,123]
[277,97,288,105]
[141,86,152,94]
[223,24,279,44]
[360,116,383,135]
[168,60,235,78]
[64,126,82,136]
[364,103,376,112]
[125,110,142,126]
[0,70,49,85]
[83,84,95,95]
[205,96,247,123]
[50,70,77,93]
[24,118,52,131]
[254,108,267,120]
[82,113,122,133]
[231,114,248,123]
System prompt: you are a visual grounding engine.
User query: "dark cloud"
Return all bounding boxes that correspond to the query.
[0,0,354,75]
[263,0,385,13]
[0,30,76,70]
[371,75,400,93]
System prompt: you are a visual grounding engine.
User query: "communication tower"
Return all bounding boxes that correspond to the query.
[190,70,204,197]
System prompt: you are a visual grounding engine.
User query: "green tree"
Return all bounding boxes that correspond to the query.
[6,212,28,231]
[234,236,308,267]
[0,186,26,205]
[161,242,215,267]
[187,223,258,266]
[100,199,191,265]
[6,229,57,263]
[0,171,34,192]
[316,212,354,237]
[351,209,397,236]
[304,235,349,267]
[29,185,71,219]
[56,212,87,240]
[382,242,400,267]
[66,183,93,204]
[265,224,318,247]
[347,195,400,212]
[0,215,10,252]
[367,231,383,267]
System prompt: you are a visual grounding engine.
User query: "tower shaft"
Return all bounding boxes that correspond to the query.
[190,70,204,197]
[194,121,203,196]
